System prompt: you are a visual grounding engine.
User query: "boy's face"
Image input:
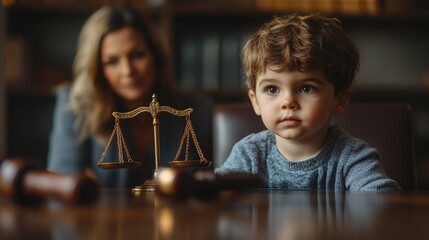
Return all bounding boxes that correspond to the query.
[248,66,348,142]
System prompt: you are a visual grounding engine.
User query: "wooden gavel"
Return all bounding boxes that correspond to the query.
[0,158,99,205]
[157,167,263,200]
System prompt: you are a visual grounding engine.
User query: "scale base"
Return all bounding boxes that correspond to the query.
[132,178,158,195]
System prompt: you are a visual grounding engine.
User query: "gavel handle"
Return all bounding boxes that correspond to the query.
[22,170,99,204]
[216,172,264,191]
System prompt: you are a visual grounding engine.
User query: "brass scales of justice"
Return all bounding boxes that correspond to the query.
[97,94,211,194]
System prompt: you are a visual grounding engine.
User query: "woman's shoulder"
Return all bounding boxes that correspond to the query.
[51,83,75,121]
[54,83,72,102]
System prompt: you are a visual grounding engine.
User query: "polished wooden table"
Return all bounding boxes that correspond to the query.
[1,189,429,240]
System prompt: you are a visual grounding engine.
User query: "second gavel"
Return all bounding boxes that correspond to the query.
[0,158,99,204]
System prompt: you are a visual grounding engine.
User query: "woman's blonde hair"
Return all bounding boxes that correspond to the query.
[242,14,360,95]
[70,5,171,143]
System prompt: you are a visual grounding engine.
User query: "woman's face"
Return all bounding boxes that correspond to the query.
[101,26,155,106]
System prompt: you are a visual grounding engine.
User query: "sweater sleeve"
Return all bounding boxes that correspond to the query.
[46,86,89,174]
[343,140,402,191]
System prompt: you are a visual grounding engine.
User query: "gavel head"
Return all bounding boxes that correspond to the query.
[0,158,100,205]
[0,158,41,204]
[157,167,194,199]
[157,167,219,200]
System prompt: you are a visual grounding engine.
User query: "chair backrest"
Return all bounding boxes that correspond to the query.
[213,102,417,191]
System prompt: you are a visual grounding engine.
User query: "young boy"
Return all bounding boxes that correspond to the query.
[215,14,401,191]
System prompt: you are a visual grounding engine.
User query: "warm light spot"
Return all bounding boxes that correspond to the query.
[158,168,175,193]
[159,208,173,236]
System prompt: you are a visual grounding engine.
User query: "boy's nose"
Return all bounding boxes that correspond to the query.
[282,103,298,110]
[281,95,298,110]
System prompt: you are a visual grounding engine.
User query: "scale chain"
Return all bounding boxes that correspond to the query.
[185,128,190,161]
[98,118,135,165]
[188,119,207,163]
[173,117,189,161]
[98,121,118,165]
[173,117,207,163]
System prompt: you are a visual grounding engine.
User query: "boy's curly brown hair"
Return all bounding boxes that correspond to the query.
[242,14,360,95]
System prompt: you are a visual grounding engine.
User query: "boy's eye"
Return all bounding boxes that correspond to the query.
[300,85,316,94]
[265,86,279,95]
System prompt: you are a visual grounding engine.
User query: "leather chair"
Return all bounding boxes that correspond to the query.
[213,102,418,191]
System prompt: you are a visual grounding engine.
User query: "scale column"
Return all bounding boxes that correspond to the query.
[152,112,160,179]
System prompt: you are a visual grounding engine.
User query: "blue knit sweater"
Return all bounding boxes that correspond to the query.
[215,126,401,191]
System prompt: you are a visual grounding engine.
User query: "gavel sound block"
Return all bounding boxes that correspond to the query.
[0,158,99,204]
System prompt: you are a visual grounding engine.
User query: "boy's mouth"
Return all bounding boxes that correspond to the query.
[280,116,301,127]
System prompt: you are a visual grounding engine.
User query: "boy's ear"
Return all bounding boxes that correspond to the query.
[333,91,350,115]
[248,90,261,116]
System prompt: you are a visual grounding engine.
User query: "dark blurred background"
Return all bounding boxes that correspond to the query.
[1,0,429,189]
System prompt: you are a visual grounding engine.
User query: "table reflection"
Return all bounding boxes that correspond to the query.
[1,190,429,239]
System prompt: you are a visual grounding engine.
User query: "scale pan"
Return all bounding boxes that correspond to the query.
[169,160,212,168]
[97,161,141,169]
